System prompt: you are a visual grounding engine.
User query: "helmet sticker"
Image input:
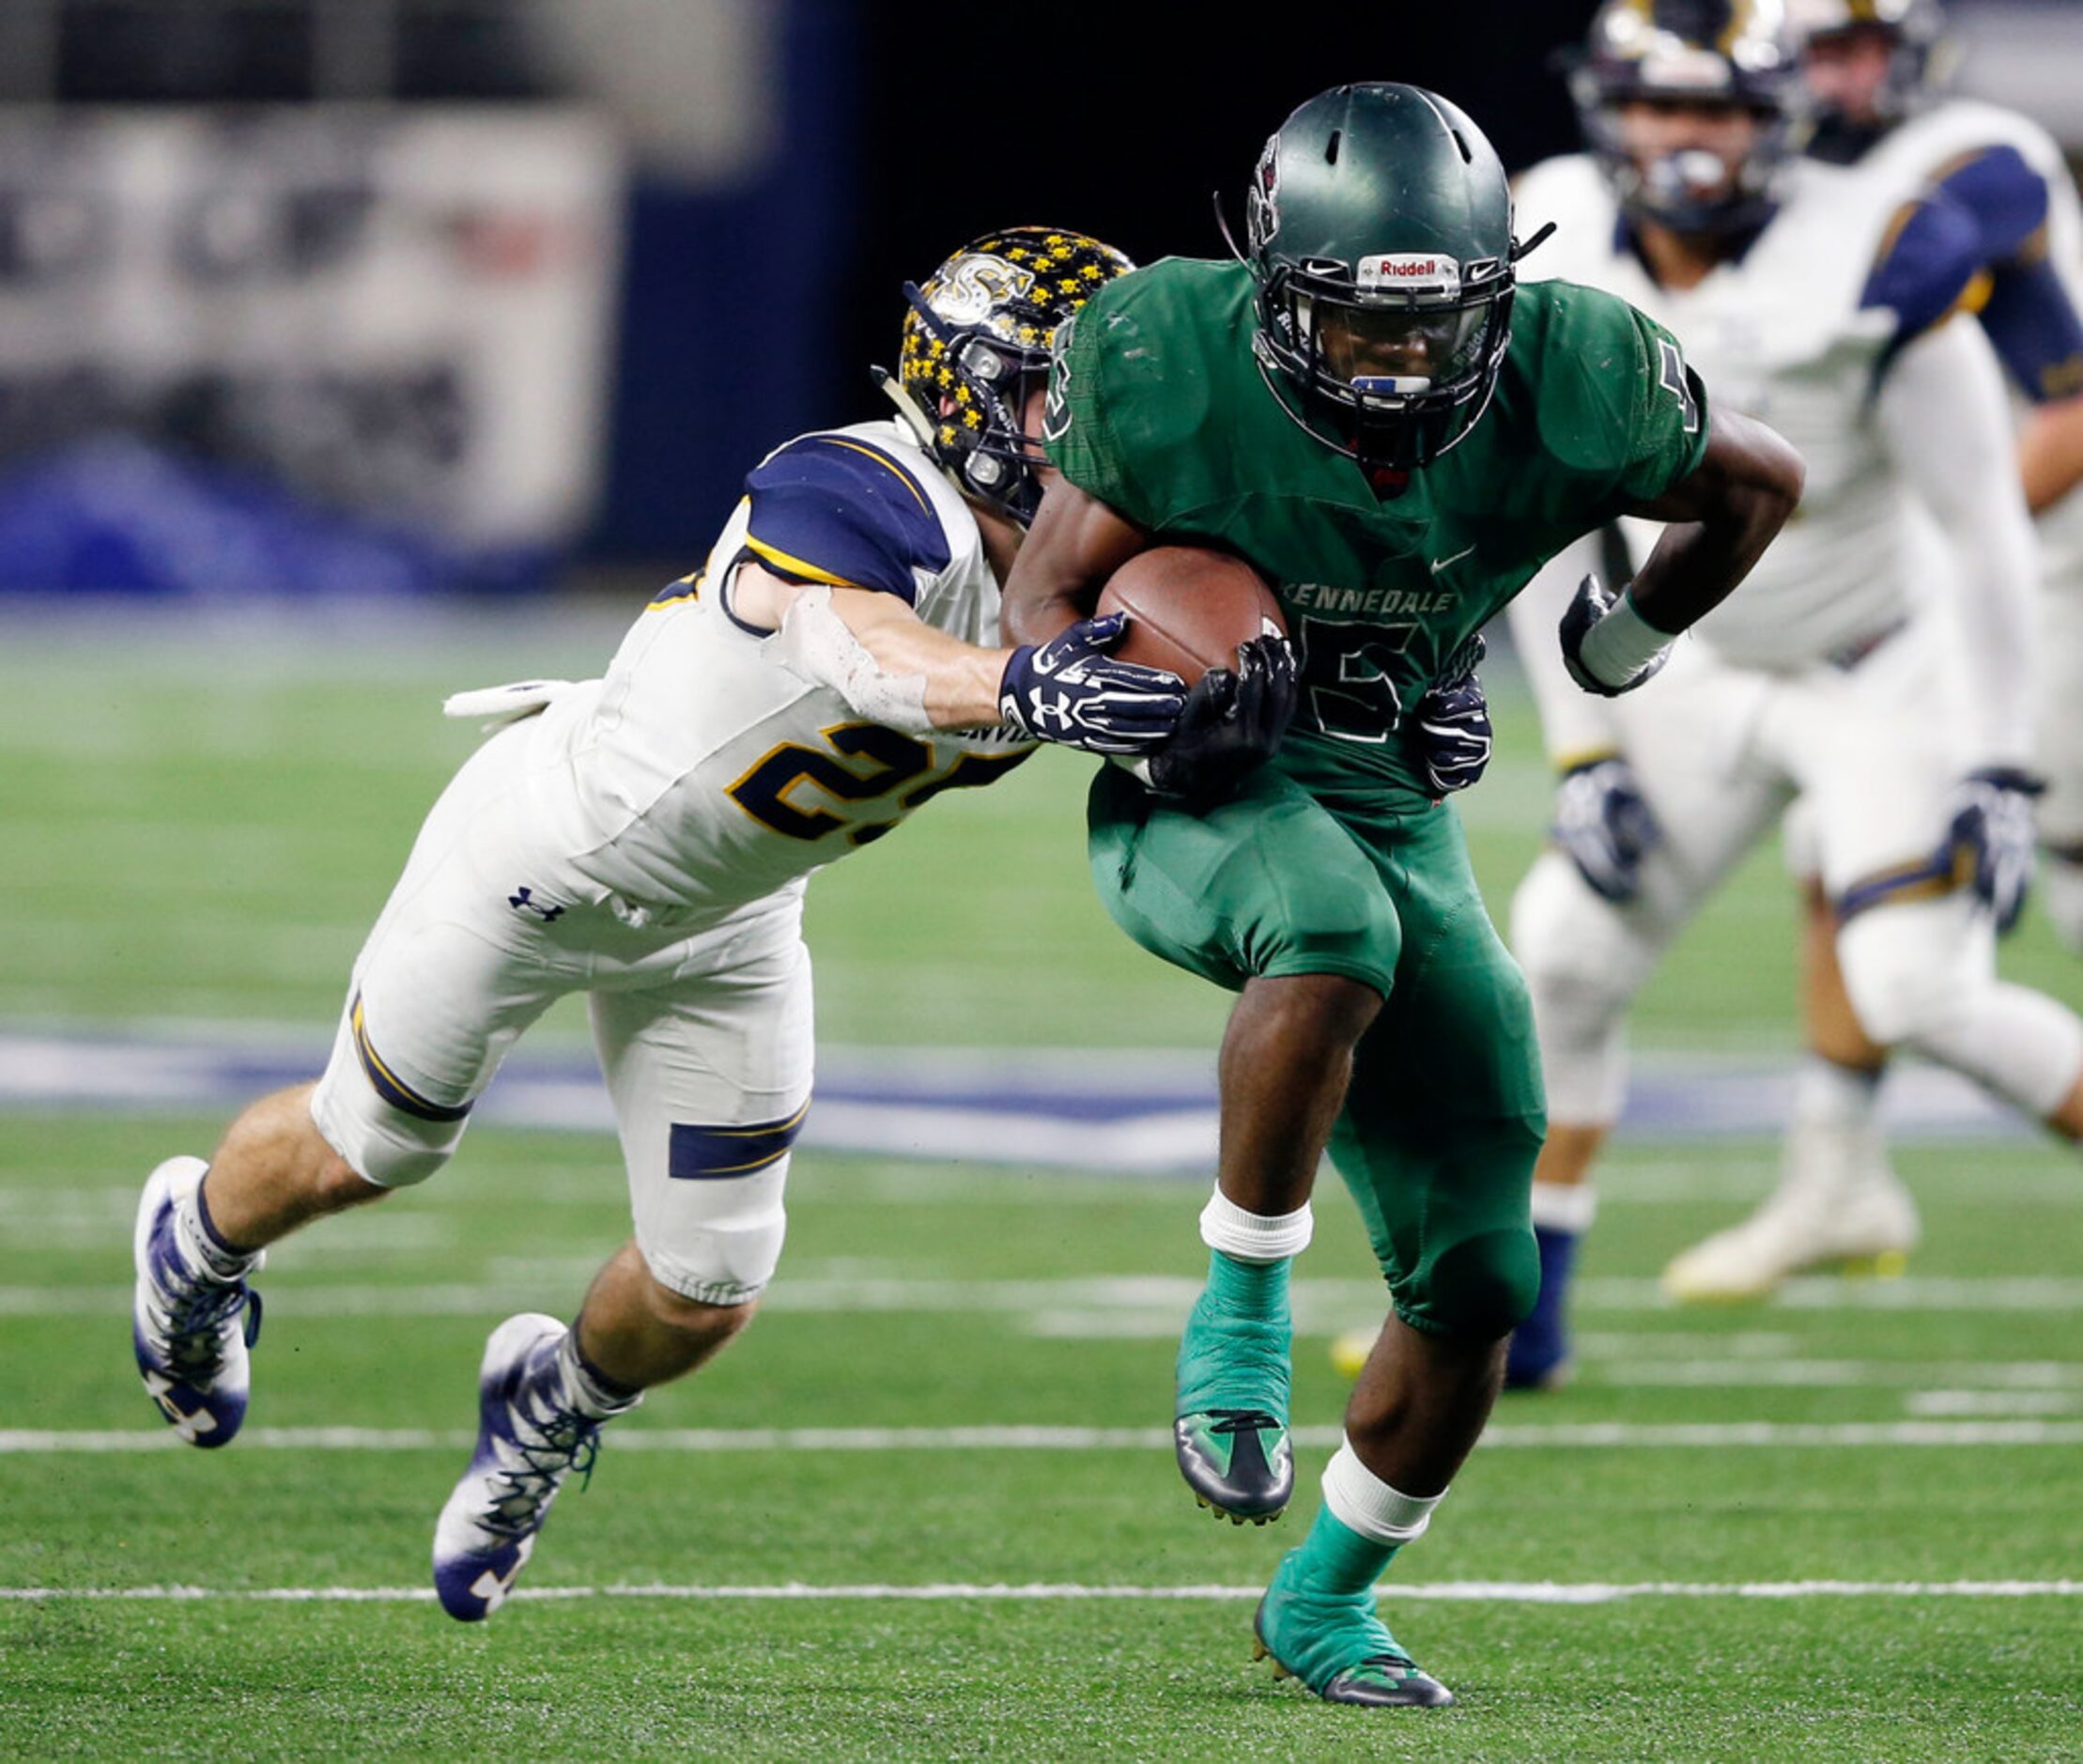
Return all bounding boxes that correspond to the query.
[1357,255,1463,296]
[930,255,1039,331]
[1247,135,1281,251]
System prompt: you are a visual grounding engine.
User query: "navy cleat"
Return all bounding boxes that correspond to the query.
[131,1156,263,1447]
[433,1313,631,1622]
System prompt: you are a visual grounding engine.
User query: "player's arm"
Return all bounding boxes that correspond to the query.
[1561,405,1806,696]
[999,476,1150,645]
[733,563,1005,730]
[1878,317,2039,768]
[1930,144,2083,514]
[729,435,1182,752]
[1880,314,2045,930]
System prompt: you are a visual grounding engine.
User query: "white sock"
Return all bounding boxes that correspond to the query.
[554,1329,643,1420]
[1199,1185,1313,1263]
[1321,1438,1445,1546]
[1792,1058,1884,1133]
[1528,1180,1597,1235]
[174,1179,260,1280]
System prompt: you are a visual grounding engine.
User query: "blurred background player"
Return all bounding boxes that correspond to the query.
[1005,83,1802,1706]
[1499,0,2083,1390]
[1656,0,2083,1302]
[128,227,1196,1620]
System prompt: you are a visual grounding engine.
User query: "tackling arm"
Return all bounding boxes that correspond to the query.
[734,563,1003,732]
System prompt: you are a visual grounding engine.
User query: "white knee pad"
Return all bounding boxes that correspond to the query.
[1509,853,1652,1123]
[1838,903,2083,1117]
[636,1150,793,1307]
[307,1004,469,1188]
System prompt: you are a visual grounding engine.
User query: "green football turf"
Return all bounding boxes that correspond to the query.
[2,616,2081,1757]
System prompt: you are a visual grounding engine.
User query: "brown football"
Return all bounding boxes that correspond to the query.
[1095,547,1287,686]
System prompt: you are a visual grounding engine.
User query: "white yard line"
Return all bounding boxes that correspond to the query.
[7,1420,2082,1455]
[3,1579,2079,1606]
[11,1273,2083,1318]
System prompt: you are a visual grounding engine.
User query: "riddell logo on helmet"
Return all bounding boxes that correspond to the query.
[1358,255,1461,294]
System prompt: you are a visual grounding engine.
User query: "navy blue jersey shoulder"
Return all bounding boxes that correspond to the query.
[1933,148,2083,403]
[1860,193,1983,344]
[742,433,952,604]
[1936,146,2050,264]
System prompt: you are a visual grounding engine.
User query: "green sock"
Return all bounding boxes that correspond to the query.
[1293,1505,1400,1596]
[1202,1247,1288,1321]
[1177,1249,1292,1416]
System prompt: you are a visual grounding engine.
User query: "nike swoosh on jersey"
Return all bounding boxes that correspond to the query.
[1430,546,1476,576]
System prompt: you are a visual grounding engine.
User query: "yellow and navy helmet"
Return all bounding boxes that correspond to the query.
[1785,0,1951,160]
[1571,0,1806,235]
[889,227,1134,526]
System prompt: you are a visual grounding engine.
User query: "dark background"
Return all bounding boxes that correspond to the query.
[835,1,1600,415]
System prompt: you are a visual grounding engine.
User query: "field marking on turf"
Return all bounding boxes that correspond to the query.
[8,1420,2083,1456]
[4,1580,2081,1607]
[9,1273,2083,1319]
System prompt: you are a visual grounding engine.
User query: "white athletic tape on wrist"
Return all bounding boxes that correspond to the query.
[1321,1439,1445,1546]
[1198,1186,1313,1262]
[769,584,935,735]
[1579,592,1674,688]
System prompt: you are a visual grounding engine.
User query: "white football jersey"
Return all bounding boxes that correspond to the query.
[498,418,1032,921]
[1515,152,1967,672]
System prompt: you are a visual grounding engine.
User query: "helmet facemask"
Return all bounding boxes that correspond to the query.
[884,228,1134,527]
[1251,252,1516,475]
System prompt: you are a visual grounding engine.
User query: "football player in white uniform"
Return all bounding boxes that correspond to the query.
[1497,1,2083,1386]
[128,228,1204,1618]
[1655,0,2083,1303]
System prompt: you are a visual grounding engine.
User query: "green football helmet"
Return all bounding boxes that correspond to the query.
[1233,83,1543,476]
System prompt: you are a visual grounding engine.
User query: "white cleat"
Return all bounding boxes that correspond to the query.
[1663,1120,1920,1303]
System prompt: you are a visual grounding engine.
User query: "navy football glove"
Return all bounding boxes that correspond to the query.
[1413,635,1492,797]
[1559,574,1674,698]
[998,613,1187,754]
[1945,766,2044,935]
[1554,754,1661,904]
[1145,632,1298,801]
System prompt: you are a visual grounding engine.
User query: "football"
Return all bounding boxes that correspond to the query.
[1096,546,1287,686]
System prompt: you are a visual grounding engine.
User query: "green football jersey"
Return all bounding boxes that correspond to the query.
[1042,257,1710,805]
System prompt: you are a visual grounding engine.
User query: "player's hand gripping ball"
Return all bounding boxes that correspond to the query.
[1096,547,1296,801]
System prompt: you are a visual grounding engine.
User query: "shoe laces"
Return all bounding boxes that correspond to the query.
[482,1408,603,1540]
[1207,1408,1282,1436]
[159,1275,262,1381]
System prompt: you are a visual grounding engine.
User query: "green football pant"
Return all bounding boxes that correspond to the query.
[1088,764,1545,1340]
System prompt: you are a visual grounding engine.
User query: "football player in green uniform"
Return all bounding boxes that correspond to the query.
[1001,83,1806,1708]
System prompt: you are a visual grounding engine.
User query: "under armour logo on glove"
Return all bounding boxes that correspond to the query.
[1413,634,1492,798]
[1945,766,2045,936]
[998,613,1187,754]
[1553,754,1661,905]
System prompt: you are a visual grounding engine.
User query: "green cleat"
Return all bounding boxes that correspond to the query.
[1175,1289,1292,1522]
[1251,1547,1455,1709]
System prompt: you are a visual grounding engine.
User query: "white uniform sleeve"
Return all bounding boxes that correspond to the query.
[1504,532,1627,766]
[1876,317,2041,766]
